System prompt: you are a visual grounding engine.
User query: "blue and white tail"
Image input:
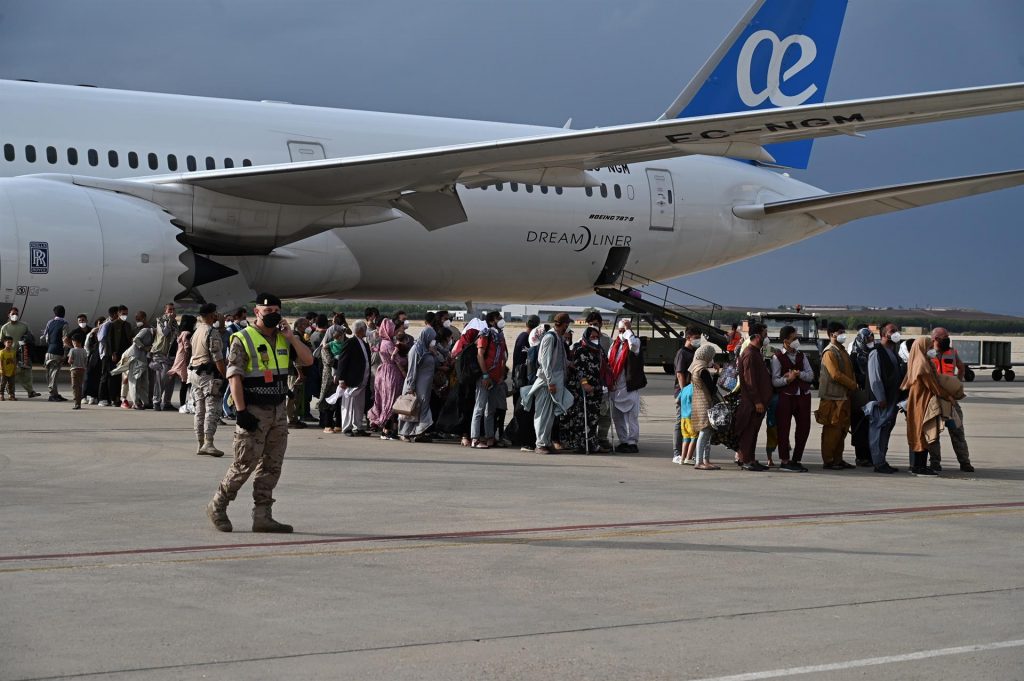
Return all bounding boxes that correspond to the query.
[660,0,848,169]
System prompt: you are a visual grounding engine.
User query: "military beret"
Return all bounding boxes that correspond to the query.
[255,292,282,307]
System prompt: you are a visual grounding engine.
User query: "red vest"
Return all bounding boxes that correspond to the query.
[931,348,959,376]
[775,349,811,396]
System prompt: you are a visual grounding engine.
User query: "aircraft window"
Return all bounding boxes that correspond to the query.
[128,151,139,169]
[540,185,548,194]
[148,152,159,170]
[205,156,215,170]
[242,159,252,167]
[600,183,608,198]
[88,149,98,166]
[555,186,563,195]
[585,186,593,197]
[186,155,197,172]
[495,182,503,191]
[108,150,119,167]
[67,148,78,165]
[525,184,533,193]
[224,158,234,168]
[25,145,36,163]
[3,144,14,162]
[627,185,635,200]
[46,146,57,164]
[667,190,673,204]
[167,154,178,171]
[614,184,621,199]
[510,182,519,192]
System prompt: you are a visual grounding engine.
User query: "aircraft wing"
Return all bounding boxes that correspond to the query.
[732,168,1024,224]
[123,81,1024,251]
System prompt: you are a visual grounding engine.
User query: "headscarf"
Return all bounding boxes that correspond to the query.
[901,337,935,391]
[462,318,486,337]
[529,325,546,347]
[413,326,437,358]
[851,327,872,357]
[687,343,720,379]
[579,325,602,352]
[378,317,396,359]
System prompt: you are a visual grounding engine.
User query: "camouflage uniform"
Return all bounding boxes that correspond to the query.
[188,323,224,446]
[216,333,289,508]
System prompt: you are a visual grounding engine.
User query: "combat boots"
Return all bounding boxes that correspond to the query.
[252,505,293,533]
[198,436,225,457]
[206,493,232,532]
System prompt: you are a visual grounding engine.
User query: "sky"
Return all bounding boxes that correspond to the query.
[1,0,1022,313]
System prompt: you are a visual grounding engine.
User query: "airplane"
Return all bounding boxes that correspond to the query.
[1,0,1023,331]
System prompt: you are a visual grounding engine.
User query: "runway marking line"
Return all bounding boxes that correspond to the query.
[3,507,1019,574]
[684,638,1024,681]
[1,500,1021,565]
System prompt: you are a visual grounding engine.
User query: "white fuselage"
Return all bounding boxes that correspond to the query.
[0,81,830,326]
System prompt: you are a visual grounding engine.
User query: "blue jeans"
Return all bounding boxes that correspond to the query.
[471,378,504,440]
[867,401,898,466]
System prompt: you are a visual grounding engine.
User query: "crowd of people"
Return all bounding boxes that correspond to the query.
[1,304,975,480]
[671,321,975,475]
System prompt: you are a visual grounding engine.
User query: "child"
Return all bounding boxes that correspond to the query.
[0,336,16,400]
[67,336,89,409]
[674,382,696,464]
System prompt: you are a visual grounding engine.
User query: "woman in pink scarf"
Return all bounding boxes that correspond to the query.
[368,317,405,439]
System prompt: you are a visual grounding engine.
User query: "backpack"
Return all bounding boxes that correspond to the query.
[456,334,486,383]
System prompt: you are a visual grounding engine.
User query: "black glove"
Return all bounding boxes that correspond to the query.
[236,409,260,432]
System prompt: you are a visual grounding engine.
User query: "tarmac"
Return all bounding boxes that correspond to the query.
[1,371,1022,681]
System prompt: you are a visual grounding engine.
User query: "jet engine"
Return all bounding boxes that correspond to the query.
[0,177,191,327]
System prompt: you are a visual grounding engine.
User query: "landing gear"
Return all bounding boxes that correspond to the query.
[663,363,674,375]
[964,368,975,382]
[992,369,1004,381]
[1006,369,1016,382]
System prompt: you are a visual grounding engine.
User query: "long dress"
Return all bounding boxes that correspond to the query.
[399,329,437,437]
[367,319,404,430]
[559,341,602,451]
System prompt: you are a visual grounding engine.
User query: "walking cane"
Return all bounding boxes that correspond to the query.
[583,387,590,455]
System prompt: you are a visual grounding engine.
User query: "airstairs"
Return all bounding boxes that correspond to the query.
[595,269,730,348]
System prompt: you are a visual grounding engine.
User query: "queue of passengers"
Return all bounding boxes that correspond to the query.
[671,320,975,475]
[1,304,975,475]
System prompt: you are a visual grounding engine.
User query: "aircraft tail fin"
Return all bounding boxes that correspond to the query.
[732,169,1024,225]
[659,0,849,169]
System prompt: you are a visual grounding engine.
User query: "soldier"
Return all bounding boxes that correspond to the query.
[189,303,227,457]
[207,293,313,533]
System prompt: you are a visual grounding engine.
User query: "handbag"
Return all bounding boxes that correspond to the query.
[392,392,419,417]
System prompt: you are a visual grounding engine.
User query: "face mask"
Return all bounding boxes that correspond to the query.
[79,322,88,329]
[496,319,506,330]
[937,338,951,352]
[9,314,18,321]
[261,312,282,328]
[136,321,144,328]
[690,338,701,347]
[213,321,221,329]
[867,341,876,350]
[789,340,801,352]
[927,349,939,359]
[889,332,902,344]
[443,320,452,329]
[119,314,128,322]
[238,320,248,328]
[836,333,847,344]
[429,340,437,348]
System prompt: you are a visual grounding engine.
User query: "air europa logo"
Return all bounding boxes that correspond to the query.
[737,30,818,108]
[526,226,632,252]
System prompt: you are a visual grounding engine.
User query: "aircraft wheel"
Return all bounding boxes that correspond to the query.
[663,363,674,375]
[964,368,975,382]
[992,369,1003,381]
[1006,369,1016,382]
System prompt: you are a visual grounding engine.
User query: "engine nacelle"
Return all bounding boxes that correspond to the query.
[0,177,187,329]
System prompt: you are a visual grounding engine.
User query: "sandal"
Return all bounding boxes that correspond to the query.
[461,437,472,447]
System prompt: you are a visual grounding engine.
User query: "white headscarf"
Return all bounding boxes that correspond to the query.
[529,326,546,347]
[462,318,486,337]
